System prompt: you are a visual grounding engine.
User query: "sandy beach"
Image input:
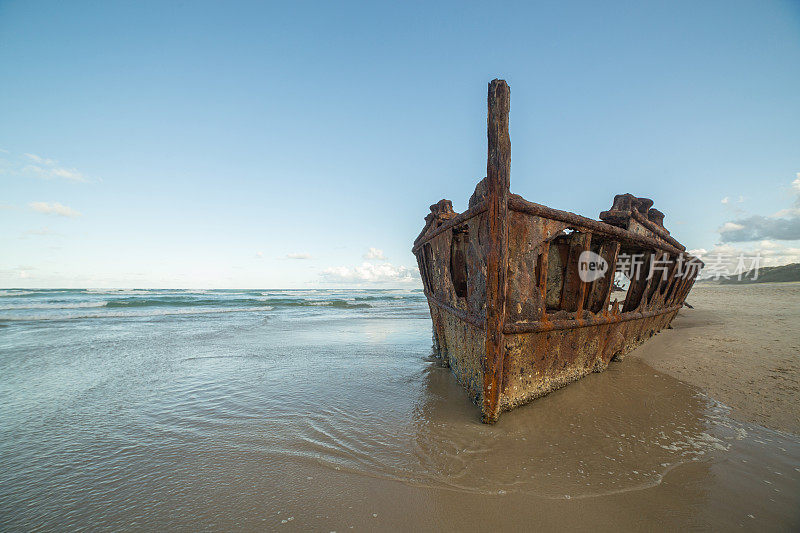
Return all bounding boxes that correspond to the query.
[634,282,800,435]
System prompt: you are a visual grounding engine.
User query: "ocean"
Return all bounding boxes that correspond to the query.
[1,288,798,530]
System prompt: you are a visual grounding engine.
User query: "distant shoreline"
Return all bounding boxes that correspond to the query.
[696,262,800,285]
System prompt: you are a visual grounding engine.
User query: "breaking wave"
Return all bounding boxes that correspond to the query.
[0,302,108,311]
[0,289,436,324]
[0,290,434,323]
[0,306,276,322]
[102,297,372,310]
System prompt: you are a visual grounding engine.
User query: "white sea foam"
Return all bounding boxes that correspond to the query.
[0,305,275,321]
[0,290,36,297]
[84,289,223,296]
[0,301,108,311]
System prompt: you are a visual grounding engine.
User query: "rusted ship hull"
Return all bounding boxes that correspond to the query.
[413,80,701,423]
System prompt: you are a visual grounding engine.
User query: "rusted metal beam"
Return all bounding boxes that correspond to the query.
[424,291,485,329]
[482,79,511,424]
[425,292,486,329]
[504,304,682,334]
[415,190,695,261]
[561,232,591,312]
[623,253,651,312]
[537,241,550,318]
[412,201,488,253]
[508,197,688,257]
[643,251,668,309]
[601,207,685,251]
[586,241,620,313]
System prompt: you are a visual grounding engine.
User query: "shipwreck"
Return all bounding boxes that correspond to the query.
[413,79,702,423]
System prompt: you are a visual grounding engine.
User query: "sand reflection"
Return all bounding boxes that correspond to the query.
[403,357,721,498]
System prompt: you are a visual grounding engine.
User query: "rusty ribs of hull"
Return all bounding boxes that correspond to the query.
[412,79,702,423]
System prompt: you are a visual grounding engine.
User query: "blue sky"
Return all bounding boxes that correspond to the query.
[1,0,799,288]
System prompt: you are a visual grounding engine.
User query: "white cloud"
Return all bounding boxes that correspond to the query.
[758,239,781,251]
[29,201,81,218]
[13,152,89,182]
[773,206,800,218]
[321,262,419,284]
[719,215,800,242]
[363,247,387,261]
[719,174,800,242]
[687,247,708,257]
[24,164,86,182]
[691,240,800,279]
[719,222,744,232]
[24,153,56,165]
[286,252,312,260]
[721,196,730,205]
[771,175,800,217]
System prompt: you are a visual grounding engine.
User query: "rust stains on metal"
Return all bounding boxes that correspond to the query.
[413,79,703,423]
[483,79,511,424]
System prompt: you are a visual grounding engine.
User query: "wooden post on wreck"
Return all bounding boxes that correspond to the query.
[483,79,511,423]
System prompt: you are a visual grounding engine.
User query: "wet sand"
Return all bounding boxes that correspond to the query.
[635,282,800,435]
[1,288,798,531]
[270,360,799,532]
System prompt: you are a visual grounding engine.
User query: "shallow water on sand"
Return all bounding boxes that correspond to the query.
[1,289,798,530]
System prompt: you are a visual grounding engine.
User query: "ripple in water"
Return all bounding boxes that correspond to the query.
[1,291,798,530]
